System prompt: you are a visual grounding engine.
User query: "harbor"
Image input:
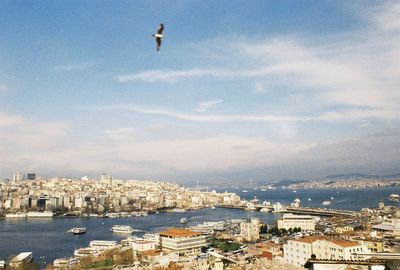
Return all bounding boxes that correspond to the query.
[1,186,400,263]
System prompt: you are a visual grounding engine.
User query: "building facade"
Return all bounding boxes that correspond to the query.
[277,214,316,231]
[159,228,208,256]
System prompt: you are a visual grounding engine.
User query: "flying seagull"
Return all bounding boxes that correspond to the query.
[152,23,164,51]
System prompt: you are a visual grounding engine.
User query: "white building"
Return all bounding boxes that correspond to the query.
[128,238,157,252]
[159,228,208,256]
[240,218,260,242]
[12,172,23,182]
[284,237,369,267]
[277,214,316,231]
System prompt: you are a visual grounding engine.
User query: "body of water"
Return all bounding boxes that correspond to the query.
[1,186,399,263]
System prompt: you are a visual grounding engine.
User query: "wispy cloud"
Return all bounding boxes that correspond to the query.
[54,62,94,72]
[195,99,223,112]
[117,4,400,119]
[89,104,400,123]
[117,69,215,82]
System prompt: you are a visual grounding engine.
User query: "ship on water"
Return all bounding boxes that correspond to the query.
[68,227,86,235]
[179,217,188,224]
[388,194,400,203]
[111,225,134,234]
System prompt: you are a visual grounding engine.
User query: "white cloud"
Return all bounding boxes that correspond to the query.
[89,104,400,123]
[369,1,400,32]
[195,99,223,112]
[54,62,94,72]
[117,2,400,123]
[117,69,216,83]
[88,104,308,122]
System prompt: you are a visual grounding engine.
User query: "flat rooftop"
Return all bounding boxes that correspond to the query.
[159,228,201,238]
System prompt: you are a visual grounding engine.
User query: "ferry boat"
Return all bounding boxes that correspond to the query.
[111,225,134,234]
[68,227,86,234]
[388,194,400,203]
[9,252,33,267]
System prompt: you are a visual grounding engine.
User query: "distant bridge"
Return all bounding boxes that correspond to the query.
[216,204,358,217]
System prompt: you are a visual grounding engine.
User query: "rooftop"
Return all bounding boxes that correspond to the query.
[159,228,201,238]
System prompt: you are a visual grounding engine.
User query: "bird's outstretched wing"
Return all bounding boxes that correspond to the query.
[156,37,162,51]
[157,24,164,35]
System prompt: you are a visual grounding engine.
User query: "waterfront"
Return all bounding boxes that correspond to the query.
[1,186,399,263]
[0,207,276,263]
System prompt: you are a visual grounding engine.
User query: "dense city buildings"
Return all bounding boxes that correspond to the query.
[0,176,241,216]
[3,176,400,269]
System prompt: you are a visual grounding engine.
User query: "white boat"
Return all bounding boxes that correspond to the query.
[74,247,99,257]
[260,207,271,213]
[5,213,27,219]
[211,205,216,210]
[68,227,86,234]
[26,211,54,218]
[242,190,248,193]
[9,252,33,267]
[180,217,188,224]
[89,240,118,251]
[169,208,187,213]
[322,201,331,206]
[53,257,78,268]
[111,225,134,234]
[388,194,400,203]
[308,198,312,201]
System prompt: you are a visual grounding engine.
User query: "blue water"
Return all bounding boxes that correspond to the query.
[0,208,276,263]
[1,187,399,263]
[217,186,400,211]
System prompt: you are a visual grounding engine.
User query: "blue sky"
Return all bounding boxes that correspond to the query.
[0,1,400,182]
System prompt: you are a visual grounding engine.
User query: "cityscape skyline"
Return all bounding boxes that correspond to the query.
[1,1,400,181]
